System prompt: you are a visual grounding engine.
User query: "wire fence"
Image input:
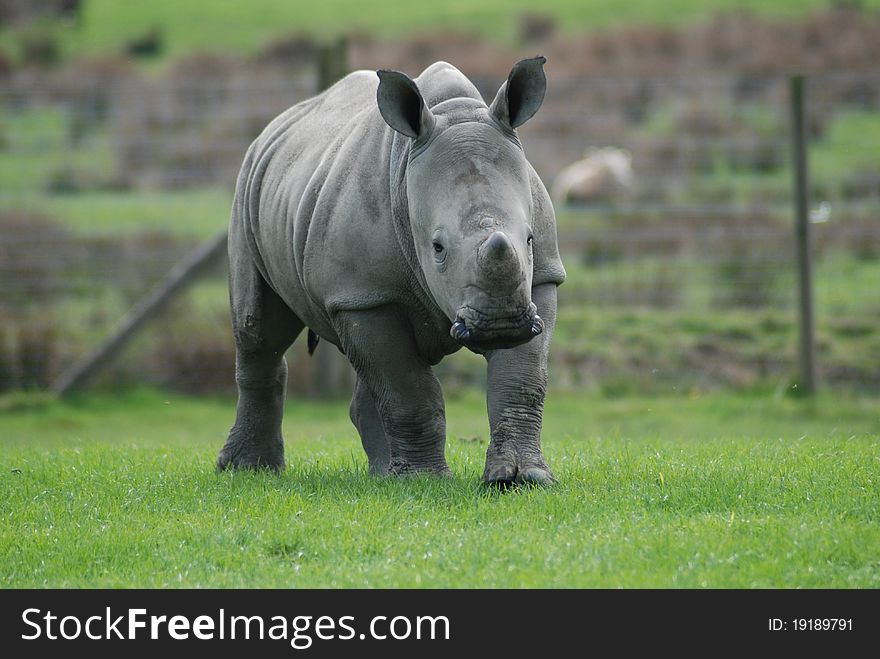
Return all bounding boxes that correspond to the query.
[1,65,878,396]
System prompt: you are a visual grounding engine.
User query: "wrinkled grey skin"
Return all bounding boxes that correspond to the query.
[217,57,566,485]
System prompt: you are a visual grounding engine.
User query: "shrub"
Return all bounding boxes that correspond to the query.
[0,212,75,304]
[125,26,163,59]
[18,27,61,67]
[254,33,317,68]
[518,13,557,44]
[16,320,57,389]
[0,325,13,392]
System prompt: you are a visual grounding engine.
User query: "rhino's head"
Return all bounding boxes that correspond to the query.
[377,57,548,352]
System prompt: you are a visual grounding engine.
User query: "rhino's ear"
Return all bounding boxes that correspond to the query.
[376,69,435,139]
[489,56,547,130]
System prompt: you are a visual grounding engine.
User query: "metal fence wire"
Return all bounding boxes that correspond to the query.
[0,68,878,395]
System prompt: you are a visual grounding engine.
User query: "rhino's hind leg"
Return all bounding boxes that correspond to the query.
[349,377,391,475]
[218,247,304,471]
[219,355,294,471]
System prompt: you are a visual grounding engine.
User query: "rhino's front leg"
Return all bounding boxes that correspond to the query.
[349,376,391,475]
[336,308,449,475]
[483,283,558,486]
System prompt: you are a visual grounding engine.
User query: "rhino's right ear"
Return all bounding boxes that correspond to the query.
[376,70,435,139]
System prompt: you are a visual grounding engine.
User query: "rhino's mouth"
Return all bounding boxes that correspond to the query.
[450,302,543,351]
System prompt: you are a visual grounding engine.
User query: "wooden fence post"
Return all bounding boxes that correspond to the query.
[52,230,228,396]
[317,36,348,91]
[790,75,818,394]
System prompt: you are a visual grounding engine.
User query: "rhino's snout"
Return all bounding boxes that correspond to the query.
[451,301,543,351]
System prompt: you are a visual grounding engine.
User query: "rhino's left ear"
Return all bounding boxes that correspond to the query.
[376,69,435,139]
[489,56,547,129]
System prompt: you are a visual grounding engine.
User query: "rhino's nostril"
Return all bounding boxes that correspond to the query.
[450,319,470,341]
[530,315,544,336]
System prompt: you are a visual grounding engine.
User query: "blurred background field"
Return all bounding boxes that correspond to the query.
[2,0,879,590]
[6,0,880,62]
[0,0,878,398]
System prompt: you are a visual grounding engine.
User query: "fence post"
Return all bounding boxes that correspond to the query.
[790,75,817,394]
[317,36,348,91]
[52,229,228,397]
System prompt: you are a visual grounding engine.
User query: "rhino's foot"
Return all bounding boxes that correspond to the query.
[367,461,392,477]
[216,428,285,472]
[388,457,451,478]
[483,454,555,488]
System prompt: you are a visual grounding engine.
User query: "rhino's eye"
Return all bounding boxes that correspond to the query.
[527,235,533,247]
[432,240,445,254]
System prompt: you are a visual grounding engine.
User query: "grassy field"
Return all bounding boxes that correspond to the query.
[1,388,878,588]
[5,0,877,64]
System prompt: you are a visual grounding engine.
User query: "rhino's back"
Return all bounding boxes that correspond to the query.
[235,70,406,341]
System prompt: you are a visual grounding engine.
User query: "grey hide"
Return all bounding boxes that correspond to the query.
[217,57,566,485]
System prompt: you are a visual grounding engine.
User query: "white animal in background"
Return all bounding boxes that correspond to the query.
[551,146,633,206]
[809,201,831,224]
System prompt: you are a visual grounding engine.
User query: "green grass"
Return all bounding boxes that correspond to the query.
[638,105,880,207]
[4,0,878,65]
[812,110,880,187]
[0,108,115,196]
[1,389,878,587]
[553,308,880,394]
[0,107,232,237]
[38,188,232,237]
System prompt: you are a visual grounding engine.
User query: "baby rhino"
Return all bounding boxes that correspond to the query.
[218,57,566,485]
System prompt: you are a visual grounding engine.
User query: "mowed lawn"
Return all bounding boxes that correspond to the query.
[1,389,878,588]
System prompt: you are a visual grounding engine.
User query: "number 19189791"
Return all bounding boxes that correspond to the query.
[769,618,853,631]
